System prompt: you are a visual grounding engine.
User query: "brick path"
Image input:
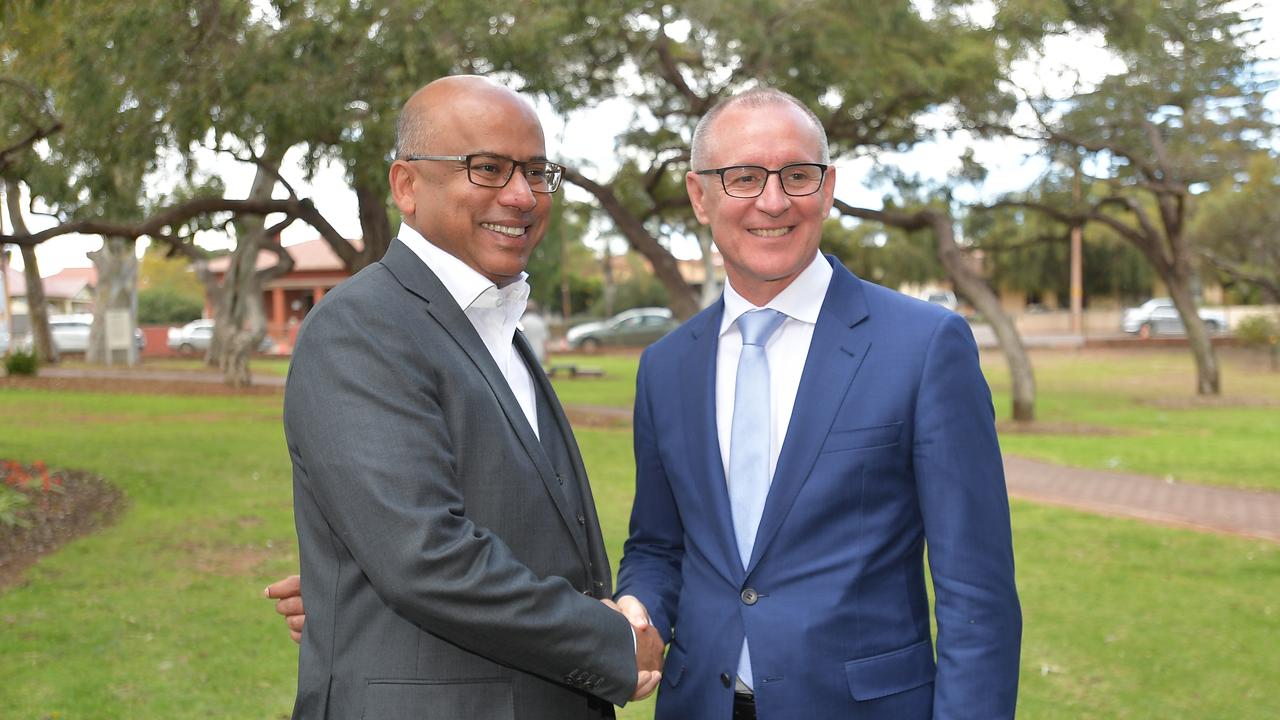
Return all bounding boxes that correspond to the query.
[1004,455,1280,543]
[18,367,1280,543]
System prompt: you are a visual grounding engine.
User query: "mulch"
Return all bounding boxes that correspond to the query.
[0,462,127,591]
[0,375,281,397]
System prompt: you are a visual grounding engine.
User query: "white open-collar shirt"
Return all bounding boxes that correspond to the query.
[397,222,539,438]
[716,252,833,482]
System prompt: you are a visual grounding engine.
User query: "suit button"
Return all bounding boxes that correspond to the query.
[741,588,758,605]
[557,473,565,485]
[720,672,732,688]
[576,511,586,526]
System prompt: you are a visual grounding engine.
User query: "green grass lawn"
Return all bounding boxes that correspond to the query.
[547,352,643,408]
[984,347,1280,490]
[2,345,1278,718]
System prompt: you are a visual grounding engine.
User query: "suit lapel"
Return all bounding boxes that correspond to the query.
[381,241,581,556]
[746,258,872,574]
[513,331,595,566]
[680,300,745,585]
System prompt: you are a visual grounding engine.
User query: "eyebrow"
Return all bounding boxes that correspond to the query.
[472,150,552,162]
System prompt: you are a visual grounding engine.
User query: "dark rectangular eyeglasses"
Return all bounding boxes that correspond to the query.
[403,153,564,193]
[695,163,828,198]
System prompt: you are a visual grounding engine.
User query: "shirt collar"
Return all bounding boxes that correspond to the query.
[396,221,529,312]
[720,252,832,336]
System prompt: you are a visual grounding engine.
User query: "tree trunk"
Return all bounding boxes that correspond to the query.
[927,211,1036,422]
[698,231,720,309]
[4,181,57,363]
[1164,267,1220,394]
[86,236,139,366]
[563,168,700,319]
[209,148,282,387]
[834,200,1036,421]
[354,176,392,270]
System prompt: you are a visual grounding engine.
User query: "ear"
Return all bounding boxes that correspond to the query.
[687,171,711,225]
[821,165,837,216]
[388,161,417,218]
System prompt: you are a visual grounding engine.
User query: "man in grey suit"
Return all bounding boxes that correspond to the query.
[273,75,662,719]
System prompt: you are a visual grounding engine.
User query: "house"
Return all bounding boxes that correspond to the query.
[204,237,357,352]
[2,263,97,334]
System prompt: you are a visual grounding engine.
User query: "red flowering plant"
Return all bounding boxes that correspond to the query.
[3,459,62,493]
[1,459,64,527]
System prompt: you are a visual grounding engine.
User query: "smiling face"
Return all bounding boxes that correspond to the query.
[687,101,836,306]
[389,78,551,285]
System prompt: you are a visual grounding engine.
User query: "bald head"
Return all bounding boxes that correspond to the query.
[394,75,541,158]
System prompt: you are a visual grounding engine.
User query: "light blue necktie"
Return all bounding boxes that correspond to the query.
[728,308,786,690]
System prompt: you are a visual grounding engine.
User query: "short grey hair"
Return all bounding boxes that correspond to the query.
[394,106,432,159]
[689,87,830,170]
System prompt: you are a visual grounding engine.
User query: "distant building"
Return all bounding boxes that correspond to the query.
[2,264,97,333]
[204,237,357,352]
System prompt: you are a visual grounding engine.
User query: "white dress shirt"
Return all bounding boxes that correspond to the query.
[716,252,833,483]
[397,222,539,438]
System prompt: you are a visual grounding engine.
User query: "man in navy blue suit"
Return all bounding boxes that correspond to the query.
[613,87,1022,719]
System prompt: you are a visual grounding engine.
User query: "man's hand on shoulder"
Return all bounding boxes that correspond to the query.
[264,574,305,643]
[602,595,663,700]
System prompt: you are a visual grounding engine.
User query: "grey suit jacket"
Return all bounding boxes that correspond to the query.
[285,240,634,719]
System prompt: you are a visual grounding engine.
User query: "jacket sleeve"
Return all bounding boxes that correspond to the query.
[911,313,1022,719]
[285,295,637,705]
[615,349,685,644]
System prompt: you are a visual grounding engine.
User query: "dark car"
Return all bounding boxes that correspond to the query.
[565,307,678,351]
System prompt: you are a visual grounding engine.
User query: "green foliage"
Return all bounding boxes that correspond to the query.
[3,348,38,376]
[611,273,671,312]
[0,484,31,528]
[1187,152,1280,303]
[137,287,204,325]
[1234,315,1279,349]
[968,184,1155,304]
[821,217,946,289]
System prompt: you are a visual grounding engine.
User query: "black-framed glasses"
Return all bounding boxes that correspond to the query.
[695,163,829,198]
[402,153,564,193]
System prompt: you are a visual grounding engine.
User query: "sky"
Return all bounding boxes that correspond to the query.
[4,2,1278,275]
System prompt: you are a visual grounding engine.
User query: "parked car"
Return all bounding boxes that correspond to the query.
[168,319,273,354]
[1122,298,1226,337]
[19,314,144,353]
[922,290,958,312]
[565,307,678,351]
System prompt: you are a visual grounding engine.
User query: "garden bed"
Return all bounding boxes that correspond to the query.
[0,461,127,590]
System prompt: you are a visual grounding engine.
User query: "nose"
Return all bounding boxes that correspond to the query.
[753,173,791,216]
[499,171,538,213]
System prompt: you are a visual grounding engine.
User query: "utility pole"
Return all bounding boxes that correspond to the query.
[1070,155,1084,335]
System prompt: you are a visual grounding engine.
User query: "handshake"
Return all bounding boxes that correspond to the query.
[265,577,665,702]
[601,595,665,701]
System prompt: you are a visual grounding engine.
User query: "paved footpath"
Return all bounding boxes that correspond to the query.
[1003,455,1280,543]
[22,366,1280,543]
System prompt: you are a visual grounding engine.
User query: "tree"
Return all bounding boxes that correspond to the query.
[991,0,1273,394]
[542,2,1044,418]
[1188,152,1280,303]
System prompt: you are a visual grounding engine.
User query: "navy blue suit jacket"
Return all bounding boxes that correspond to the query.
[616,256,1021,719]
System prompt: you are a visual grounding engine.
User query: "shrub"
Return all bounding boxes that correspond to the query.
[1234,314,1279,348]
[138,287,204,324]
[3,349,38,376]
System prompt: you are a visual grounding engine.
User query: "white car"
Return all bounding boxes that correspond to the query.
[1122,298,1226,336]
[168,319,273,354]
[20,314,144,353]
